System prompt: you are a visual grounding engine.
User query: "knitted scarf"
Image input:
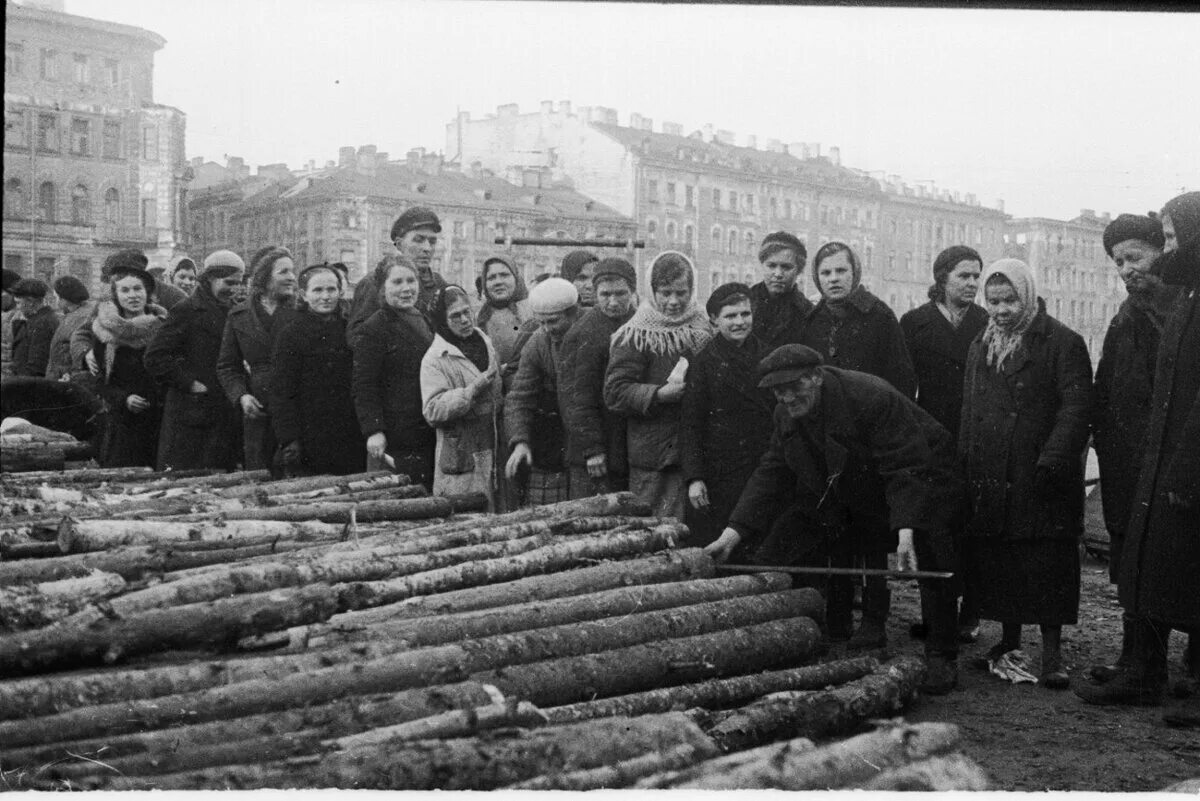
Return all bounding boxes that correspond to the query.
[92,300,167,379]
[981,259,1038,373]
[612,299,713,357]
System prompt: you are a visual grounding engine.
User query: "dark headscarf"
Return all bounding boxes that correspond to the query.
[1158,192,1200,288]
[432,284,489,372]
[928,245,982,302]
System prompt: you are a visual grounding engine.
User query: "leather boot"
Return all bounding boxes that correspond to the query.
[1089,614,1137,683]
[1075,617,1167,706]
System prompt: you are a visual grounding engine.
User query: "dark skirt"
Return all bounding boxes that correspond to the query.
[971,538,1080,625]
[101,407,163,469]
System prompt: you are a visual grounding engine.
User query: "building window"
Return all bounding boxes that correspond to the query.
[37,113,59,151]
[647,179,658,203]
[684,224,694,249]
[72,54,89,84]
[101,120,121,159]
[887,252,896,274]
[728,228,738,255]
[5,43,23,76]
[666,220,677,242]
[36,256,56,283]
[905,252,913,277]
[666,182,676,205]
[103,188,120,223]
[69,258,91,283]
[711,225,722,251]
[784,199,793,219]
[104,58,119,87]
[70,185,90,225]
[646,219,657,242]
[69,118,91,156]
[4,109,28,148]
[39,48,58,80]
[141,126,157,160]
[745,194,754,213]
[141,197,157,228]
[728,193,738,212]
[684,185,694,209]
[745,231,755,252]
[769,197,777,218]
[38,181,56,221]
[4,178,24,218]
[4,253,25,276]
[712,188,721,208]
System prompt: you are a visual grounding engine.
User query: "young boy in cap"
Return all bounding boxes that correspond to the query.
[504,277,581,504]
[705,344,965,694]
[348,207,447,348]
[751,231,814,349]
[560,250,599,308]
[560,257,638,497]
[45,275,94,381]
[9,278,61,376]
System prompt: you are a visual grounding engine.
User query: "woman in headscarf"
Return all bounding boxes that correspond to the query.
[354,254,437,489]
[603,251,713,519]
[420,284,501,508]
[91,262,167,467]
[475,256,532,387]
[801,241,917,649]
[960,258,1093,690]
[269,264,364,476]
[679,282,774,547]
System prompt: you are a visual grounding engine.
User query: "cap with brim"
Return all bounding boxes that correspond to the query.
[390,207,442,241]
[756,344,823,388]
[592,257,637,288]
[9,278,49,299]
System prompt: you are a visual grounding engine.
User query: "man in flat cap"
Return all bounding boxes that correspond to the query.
[705,344,965,694]
[9,278,61,377]
[504,277,582,505]
[561,257,638,497]
[751,231,815,349]
[45,275,94,382]
[348,206,448,348]
[145,249,246,471]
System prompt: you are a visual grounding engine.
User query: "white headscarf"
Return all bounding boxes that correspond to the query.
[981,258,1038,372]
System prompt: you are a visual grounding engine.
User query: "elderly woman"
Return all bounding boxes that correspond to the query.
[679,282,775,547]
[960,258,1093,690]
[91,262,167,467]
[353,255,437,489]
[421,285,501,508]
[269,265,364,476]
[604,251,713,519]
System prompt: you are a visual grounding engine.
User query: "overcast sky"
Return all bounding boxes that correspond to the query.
[68,0,1199,221]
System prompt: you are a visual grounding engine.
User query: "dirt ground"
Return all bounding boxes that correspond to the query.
[884,554,1199,792]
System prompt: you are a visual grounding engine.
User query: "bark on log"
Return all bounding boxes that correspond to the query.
[657,721,963,790]
[859,753,991,790]
[328,700,547,748]
[327,548,714,628]
[0,570,126,630]
[211,494,458,523]
[302,573,798,650]
[0,591,814,740]
[214,470,393,499]
[91,713,717,791]
[265,472,412,504]
[57,518,348,554]
[513,742,715,790]
[0,540,62,559]
[0,555,94,584]
[1,446,66,472]
[0,465,154,485]
[542,655,879,725]
[705,654,927,752]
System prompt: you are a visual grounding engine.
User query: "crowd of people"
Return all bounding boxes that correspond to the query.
[1,191,1196,727]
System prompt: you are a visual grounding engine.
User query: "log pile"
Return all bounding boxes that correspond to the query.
[0,419,92,473]
[0,467,987,791]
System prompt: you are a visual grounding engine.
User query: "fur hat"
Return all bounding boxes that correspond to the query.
[9,278,49,299]
[528,277,579,314]
[1103,214,1165,257]
[102,249,148,281]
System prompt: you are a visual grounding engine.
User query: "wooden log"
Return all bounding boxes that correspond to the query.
[301,574,799,650]
[0,591,814,739]
[0,540,62,559]
[705,654,927,752]
[1,684,500,772]
[57,518,349,554]
[1,446,65,472]
[859,753,990,790]
[0,465,154,485]
[327,548,714,627]
[0,555,95,584]
[513,742,715,790]
[0,570,126,630]
[634,737,816,788]
[542,655,879,725]
[656,721,963,790]
[214,470,392,499]
[92,713,717,791]
[210,494,459,523]
[265,473,413,504]
[328,699,547,748]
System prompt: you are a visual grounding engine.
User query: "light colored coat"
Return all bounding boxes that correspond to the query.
[420,331,501,508]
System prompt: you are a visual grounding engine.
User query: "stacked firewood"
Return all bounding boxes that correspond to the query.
[0,419,91,473]
[0,473,988,791]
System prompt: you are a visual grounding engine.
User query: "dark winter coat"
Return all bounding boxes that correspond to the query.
[801,285,916,399]
[603,333,698,472]
[144,284,241,471]
[347,270,447,350]
[11,305,60,377]
[216,298,296,408]
[352,305,436,467]
[45,302,96,380]
[679,333,775,544]
[900,301,989,444]
[93,339,162,468]
[1119,287,1200,629]
[749,282,814,350]
[960,305,1093,544]
[270,309,365,476]
[504,324,572,471]
[1093,296,1171,541]
[560,306,632,471]
[728,367,962,559]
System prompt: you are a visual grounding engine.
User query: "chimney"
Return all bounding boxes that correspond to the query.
[578,105,593,122]
[375,151,389,167]
[597,106,618,125]
[630,112,644,131]
[356,145,377,177]
[324,160,336,169]
[662,121,683,136]
[810,143,822,159]
[1101,211,1111,222]
[470,160,483,179]
[406,148,422,169]
[966,192,977,205]
[540,100,554,114]
[420,152,441,175]
[996,199,1005,213]
[640,117,653,132]
[338,147,355,168]
[497,103,520,118]
[766,138,783,153]
[557,100,572,115]
[715,129,735,145]
[190,155,204,168]
[746,135,757,149]
[703,123,715,142]
[1081,208,1095,218]
[226,155,245,174]
[829,146,841,166]
[788,142,805,158]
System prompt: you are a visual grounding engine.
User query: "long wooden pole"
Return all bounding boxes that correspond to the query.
[717,564,953,580]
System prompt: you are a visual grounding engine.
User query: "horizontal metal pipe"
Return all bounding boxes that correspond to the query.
[492,237,646,249]
[716,564,955,581]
